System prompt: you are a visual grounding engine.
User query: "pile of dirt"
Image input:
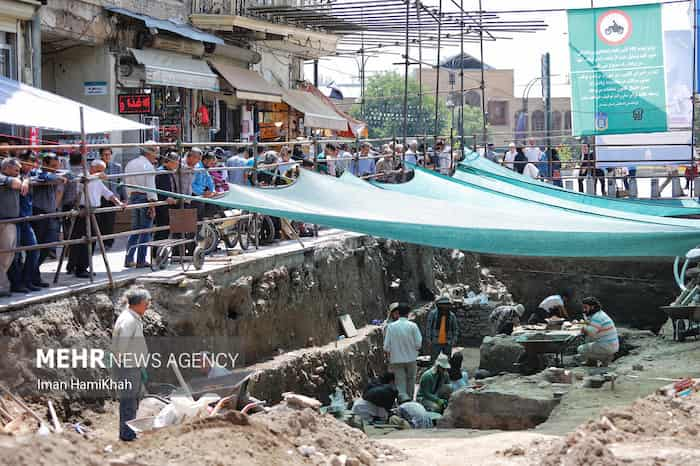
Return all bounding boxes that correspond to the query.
[0,402,401,466]
[256,404,404,464]
[518,392,700,466]
[0,435,103,466]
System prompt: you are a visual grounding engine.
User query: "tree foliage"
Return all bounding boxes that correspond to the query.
[350,71,450,139]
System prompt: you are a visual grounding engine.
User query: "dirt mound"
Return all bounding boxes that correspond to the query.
[0,402,400,466]
[257,404,404,464]
[0,435,103,466]
[519,393,700,466]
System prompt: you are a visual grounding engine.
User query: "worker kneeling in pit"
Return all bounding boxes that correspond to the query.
[417,352,453,413]
[577,296,619,367]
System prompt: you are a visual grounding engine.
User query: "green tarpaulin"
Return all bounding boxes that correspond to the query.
[371,165,700,230]
[132,167,700,258]
[459,155,700,217]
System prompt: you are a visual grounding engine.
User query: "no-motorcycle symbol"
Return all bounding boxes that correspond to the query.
[597,10,632,46]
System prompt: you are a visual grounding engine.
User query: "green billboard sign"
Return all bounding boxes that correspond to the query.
[567,4,667,136]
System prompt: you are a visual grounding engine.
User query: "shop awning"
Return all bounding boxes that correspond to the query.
[106,7,223,44]
[208,60,282,103]
[129,48,220,92]
[282,89,347,131]
[0,75,151,134]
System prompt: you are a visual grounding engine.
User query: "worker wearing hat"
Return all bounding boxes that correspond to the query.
[417,352,452,413]
[426,293,459,362]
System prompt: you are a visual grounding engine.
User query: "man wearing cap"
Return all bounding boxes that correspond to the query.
[578,297,619,366]
[484,143,498,163]
[123,142,158,268]
[383,303,422,400]
[417,352,452,413]
[382,302,401,336]
[489,303,525,336]
[426,294,459,362]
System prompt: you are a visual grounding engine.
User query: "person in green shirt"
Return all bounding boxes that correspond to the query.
[417,352,452,413]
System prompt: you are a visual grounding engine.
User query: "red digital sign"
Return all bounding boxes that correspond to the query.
[118,94,152,115]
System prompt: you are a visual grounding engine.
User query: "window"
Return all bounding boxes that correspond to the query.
[552,111,562,131]
[564,111,572,130]
[487,101,508,126]
[531,110,545,132]
[0,32,17,80]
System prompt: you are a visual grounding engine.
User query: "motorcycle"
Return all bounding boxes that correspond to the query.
[605,20,624,36]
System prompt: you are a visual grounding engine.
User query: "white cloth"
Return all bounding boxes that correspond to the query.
[539,295,564,312]
[525,146,541,163]
[383,317,422,364]
[503,150,517,170]
[523,163,540,179]
[112,308,149,368]
[79,178,115,207]
[352,399,388,422]
[124,155,157,201]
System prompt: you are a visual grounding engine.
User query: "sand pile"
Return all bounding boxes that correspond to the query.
[0,401,400,466]
[516,392,700,466]
[257,404,404,465]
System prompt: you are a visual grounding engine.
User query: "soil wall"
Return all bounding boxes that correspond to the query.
[477,255,675,332]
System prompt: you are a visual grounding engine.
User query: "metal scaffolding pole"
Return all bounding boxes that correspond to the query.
[402,0,411,147]
[459,0,465,151]
[433,0,443,140]
[478,0,488,152]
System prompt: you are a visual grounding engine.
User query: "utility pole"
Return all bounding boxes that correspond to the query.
[542,52,552,180]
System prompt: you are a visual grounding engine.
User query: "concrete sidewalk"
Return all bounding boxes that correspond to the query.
[0,229,359,312]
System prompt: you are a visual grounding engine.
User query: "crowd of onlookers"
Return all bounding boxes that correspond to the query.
[0,137,459,298]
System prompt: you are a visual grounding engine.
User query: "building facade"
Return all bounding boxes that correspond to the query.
[417,53,572,148]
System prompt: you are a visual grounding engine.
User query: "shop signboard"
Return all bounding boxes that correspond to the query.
[118,94,152,115]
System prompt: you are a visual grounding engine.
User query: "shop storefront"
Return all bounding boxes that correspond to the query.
[118,47,220,144]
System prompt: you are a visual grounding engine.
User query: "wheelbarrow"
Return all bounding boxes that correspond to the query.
[660,305,700,342]
[514,333,580,373]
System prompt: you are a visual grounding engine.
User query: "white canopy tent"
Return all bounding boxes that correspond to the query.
[0,75,151,134]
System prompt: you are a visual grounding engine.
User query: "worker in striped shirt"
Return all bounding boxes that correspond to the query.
[577,296,619,366]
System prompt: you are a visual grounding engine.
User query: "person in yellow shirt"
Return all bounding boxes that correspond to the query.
[426,294,459,362]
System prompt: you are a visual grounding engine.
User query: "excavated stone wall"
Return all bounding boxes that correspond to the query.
[477,255,675,332]
[0,236,480,399]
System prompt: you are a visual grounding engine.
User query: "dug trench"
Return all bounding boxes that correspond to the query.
[0,233,681,434]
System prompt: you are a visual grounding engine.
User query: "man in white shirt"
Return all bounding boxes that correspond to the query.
[123,142,158,268]
[112,287,151,441]
[529,290,572,324]
[405,140,421,166]
[434,139,452,175]
[70,160,124,278]
[523,162,540,179]
[525,137,542,164]
[503,142,517,170]
[383,303,422,400]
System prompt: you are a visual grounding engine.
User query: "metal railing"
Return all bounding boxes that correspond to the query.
[1,136,697,294]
